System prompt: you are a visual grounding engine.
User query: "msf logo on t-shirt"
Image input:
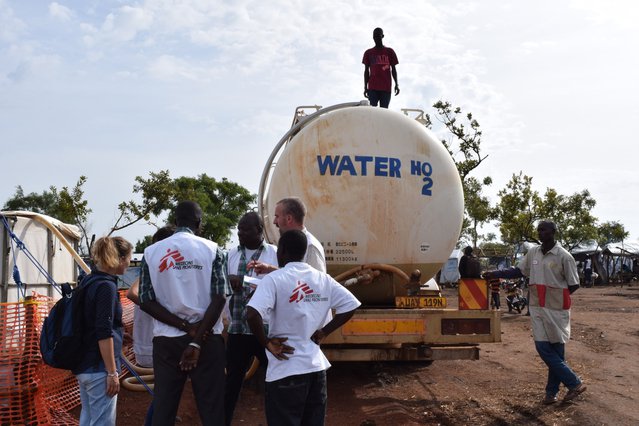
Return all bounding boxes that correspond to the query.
[289,281,314,303]
[158,249,185,272]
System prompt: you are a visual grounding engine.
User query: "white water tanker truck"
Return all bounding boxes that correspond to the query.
[259,102,500,362]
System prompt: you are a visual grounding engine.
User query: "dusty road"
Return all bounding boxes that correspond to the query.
[115,285,639,425]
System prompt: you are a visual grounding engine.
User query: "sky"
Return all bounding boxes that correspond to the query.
[1,0,638,249]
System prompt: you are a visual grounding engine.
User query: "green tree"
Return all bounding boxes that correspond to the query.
[431,100,488,182]
[495,172,602,250]
[462,176,496,247]
[495,172,540,245]
[3,177,93,253]
[114,172,255,247]
[111,170,175,234]
[135,235,154,253]
[541,189,598,251]
[4,185,65,219]
[414,100,493,245]
[170,175,255,245]
[58,176,92,252]
[596,221,628,247]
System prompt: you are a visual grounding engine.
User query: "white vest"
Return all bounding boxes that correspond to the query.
[144,231,223,337]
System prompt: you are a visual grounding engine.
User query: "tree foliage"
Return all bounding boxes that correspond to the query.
[3,177,93,253]
[430,100,488,182]
[418,100,492,245]
[461,176,496,247]
[169,175,255,245]
[596,221,628,247]
[495,172,601,250]
[115,172,255,248]
[494,172,539,245]
[111,170,175,234]
[3,172,254,253]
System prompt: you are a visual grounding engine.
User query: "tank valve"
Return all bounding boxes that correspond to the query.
[405,269,422,296]
[342,269,380,287]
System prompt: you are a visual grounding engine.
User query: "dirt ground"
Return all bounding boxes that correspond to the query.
[113,284,639,426]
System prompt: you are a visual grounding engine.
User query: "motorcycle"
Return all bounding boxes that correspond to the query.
[505,280,528,314]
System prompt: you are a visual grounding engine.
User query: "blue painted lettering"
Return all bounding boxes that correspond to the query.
[389,158,401,178]
[317,155,401,178]
[374,157,388,176]
[337,155,357,176]
[317,155,340,175]
[354,156,373,176]
[410,160,421,175]
[410,160,432,176]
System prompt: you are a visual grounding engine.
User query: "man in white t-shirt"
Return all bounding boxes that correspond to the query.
[224,212,277,426]
[250,197,326,273]
[247,230,360,426]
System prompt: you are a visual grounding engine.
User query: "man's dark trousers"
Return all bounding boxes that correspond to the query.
[224,333,268,425]
[152,334,225,426]
[265,370,327,426]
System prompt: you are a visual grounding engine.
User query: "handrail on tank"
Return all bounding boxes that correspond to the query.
[258,100,370,240]
[401,108,430,127]
[291,105,322,128]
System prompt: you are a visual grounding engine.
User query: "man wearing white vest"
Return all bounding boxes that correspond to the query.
[139,201,230,426]
[247,230,361,425]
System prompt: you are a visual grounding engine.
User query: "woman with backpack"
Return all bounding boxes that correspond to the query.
[73,236,132,426]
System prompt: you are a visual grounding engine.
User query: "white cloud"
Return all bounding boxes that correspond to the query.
[0,0,25,42]
[48,2,73,22]
[570,0,639,30]
[147,54,219,81]
[101,5,153,42]
[1,0,638,243]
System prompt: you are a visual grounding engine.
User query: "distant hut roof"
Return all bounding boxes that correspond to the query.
[602,242,639,257]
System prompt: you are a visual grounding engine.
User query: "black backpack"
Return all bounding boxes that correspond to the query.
[40,275,99,370]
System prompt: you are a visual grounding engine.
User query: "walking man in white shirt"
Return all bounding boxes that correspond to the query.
[247,230,361,425]
[484,220,586,405]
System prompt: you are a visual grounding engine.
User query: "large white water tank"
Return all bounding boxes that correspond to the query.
[260,104,463,304]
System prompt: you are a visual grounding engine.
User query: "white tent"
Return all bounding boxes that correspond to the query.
[602,241,639,256]
[439,249,461,284]
[1,211,87,302]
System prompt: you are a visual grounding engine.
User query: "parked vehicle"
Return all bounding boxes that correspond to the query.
[258,103,501,362]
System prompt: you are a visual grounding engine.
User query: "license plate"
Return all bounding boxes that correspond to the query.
[395,296,447,308]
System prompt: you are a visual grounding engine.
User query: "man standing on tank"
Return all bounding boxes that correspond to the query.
[363,27,399,108]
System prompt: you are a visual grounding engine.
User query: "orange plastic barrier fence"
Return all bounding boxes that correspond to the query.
[0,291,135,425]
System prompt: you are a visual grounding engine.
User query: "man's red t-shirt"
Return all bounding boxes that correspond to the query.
[362,47,399,92]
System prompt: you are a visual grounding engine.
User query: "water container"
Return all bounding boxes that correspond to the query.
[259,104,463,304]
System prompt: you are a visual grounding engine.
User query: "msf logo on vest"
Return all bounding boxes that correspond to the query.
[159,249,185,272]
[158,248,204,272]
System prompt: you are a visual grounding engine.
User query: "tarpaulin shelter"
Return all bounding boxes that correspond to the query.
[1,211,89,302]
